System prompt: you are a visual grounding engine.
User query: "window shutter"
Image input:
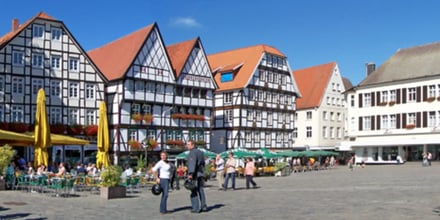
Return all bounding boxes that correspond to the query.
[396,89,401,104]
[422,86,427,101]
[376,115,381,130]
[376,91,380,105]
[358,117,363,131]
[402,113,407,127]
[416,112,421,127]
[402,88,407,104]
[396,113,401,128]
[371,115,375,130]
[358,93,363,107]
[416,87,421,102]
[371,92,375,107]
[423,111,428,127]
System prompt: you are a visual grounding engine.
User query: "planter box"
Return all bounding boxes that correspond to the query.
[100,186,126,199]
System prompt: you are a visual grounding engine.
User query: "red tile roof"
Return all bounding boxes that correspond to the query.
[88,24,155,81]
[292,62,336,109]
[207,44,285,92]
[0,11,57,47]
[166,38,199,77]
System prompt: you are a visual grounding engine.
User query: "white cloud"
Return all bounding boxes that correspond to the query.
[171,17,201,28]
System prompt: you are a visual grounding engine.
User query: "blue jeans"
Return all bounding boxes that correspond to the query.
[224,172,235,190]
[190,177,207,212]
[159,178,169,213]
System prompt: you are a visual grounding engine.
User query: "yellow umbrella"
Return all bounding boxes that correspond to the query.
[34,88,51,168]
[96,101,110,169]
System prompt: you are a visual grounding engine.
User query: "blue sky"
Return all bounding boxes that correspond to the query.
[1,0,440,85]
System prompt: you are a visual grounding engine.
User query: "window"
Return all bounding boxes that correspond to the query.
[220,72,233,82]
[407,113,416,125]
[329,127,334,138]
[248,89,254,101]
[306,111,312,120]
[224,92,232,104]
[51,56,61,69]
[330,112,334,121]
[259,70,266,82]
[306,127,312,138]
[323,111,328,120]
[322,126,327,138]
[337,127,341,139]
[11,105,24,122]
[265,132,271,144]
[146,82,154,93]
[247,110,254,120]
[225,110,232,122]
[363,93,371,107]
[337,112,341,121]
[85,84,95,100]
[428,85,436,98]
[50,108,62,124]
[256,111,262,121]
[69,58,79,72]
[33,24,44,38]
[32,54,44,68]
[13,51,24,66]
[363,116,371,130]
[350,95,355,107]
[131,104,141,114]
[326,97,330,105]
[390,115,396,129]
[69,109,79,125]
[428,112,436,127]
[281,75,286,84]
[381,91,388,103]
[390,90,396,102]
[68,82,79,98]
[51,28,61,41]
[293,127,298,138]
[382,115,389,129]
[12,77,24,95]
[255,132,260,142]
[267,112,273,126]
[408,88,416,102]
[142,104,151,114]
[86,110,95,125]
[51,80,61,97]
[245,132,252,143]
[32,79,44,95]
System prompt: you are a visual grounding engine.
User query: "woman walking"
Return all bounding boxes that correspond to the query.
[151,151,172,214]
[244,157,258,189]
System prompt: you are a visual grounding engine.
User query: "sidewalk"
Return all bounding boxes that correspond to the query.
[0,162,439,220]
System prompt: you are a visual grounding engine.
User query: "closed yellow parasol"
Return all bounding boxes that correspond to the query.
[96,101,110,169]
[34,89,51,168]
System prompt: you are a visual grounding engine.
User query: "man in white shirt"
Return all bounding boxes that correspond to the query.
[215,154,225,190]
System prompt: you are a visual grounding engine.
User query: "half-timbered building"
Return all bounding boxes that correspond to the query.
[343,42,440,163]
[0,12,107,163]
[166,38,217,152]
[88,23,176,163]
[207,45,301,152]
[292,62,348,150]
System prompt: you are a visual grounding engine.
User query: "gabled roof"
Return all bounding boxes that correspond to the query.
[292,62,336,109]
[359,41,440,86]
[207,44,285,92]
[166,38,199,77]
[0,11,57,47]
[88,24,155,81]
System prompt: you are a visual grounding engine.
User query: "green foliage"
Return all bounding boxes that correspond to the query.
[274,162,287,172]
[0,145,15,176]
[100,165,122,187]
[136,155,146,172]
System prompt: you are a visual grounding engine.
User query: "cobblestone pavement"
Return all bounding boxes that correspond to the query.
[1,162,440,220]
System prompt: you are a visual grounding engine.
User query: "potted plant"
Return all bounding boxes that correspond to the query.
[131,113,143,122]
[143,114,153,123]
[84,124,98,136]
[0,145,16,190]
[128,140,142,151]
[99,165,126,199]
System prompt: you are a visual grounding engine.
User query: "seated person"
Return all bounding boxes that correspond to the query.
[36,164,47,176]
[50,162,66,178]
[26,161,34,176]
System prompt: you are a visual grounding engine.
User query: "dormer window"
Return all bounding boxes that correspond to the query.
[221,72,233,82]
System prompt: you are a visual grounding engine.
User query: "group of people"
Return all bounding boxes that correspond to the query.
[150,140,208,214]
[215,152,258,191]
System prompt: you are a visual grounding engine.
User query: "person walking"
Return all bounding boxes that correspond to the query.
[244,157,258,189]
[223,152,236,190]
[186,140,208,213]
[151,151,172,214]
[215,154,225,190]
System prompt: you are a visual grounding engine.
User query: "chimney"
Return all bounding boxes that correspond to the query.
[12,18,19,32]
[365,62,376,76]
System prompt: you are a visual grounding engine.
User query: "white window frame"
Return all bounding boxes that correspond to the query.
[408,88,416,102]
[390,115,396,129]
[11,105,24,122]
[32,79,44,95]
[69,57,79,72]
[86,110,95,125]
[85,84,95,100]
[363,116,371,130]
[12,51,24,66]
[225,109,232,122]
[428,112,436,127]
[363,93,371,107]
[12,77,24,95]
[407,113,416,125]
[428,85,436,98]
[267,112,273,126]
[390,90,396,102]
[51,55,61,69]
[69,109,79,125]
[51,80,61,97]
[33,24,44,38]
[224,92,233,104]
[50,108,62,124]
[68,82,79,98]
[381,91,388,103]
[306,127,312,138]
[51,28,61,41]
[382,115,389,129]
[32,53,44,68]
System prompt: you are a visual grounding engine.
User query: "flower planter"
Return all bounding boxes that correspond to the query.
[100,186,126,199]
[131,114,143,122]
[84,125,98,136]
[143,114,153,123]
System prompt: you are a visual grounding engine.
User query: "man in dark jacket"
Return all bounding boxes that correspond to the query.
[186,140,208,213]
